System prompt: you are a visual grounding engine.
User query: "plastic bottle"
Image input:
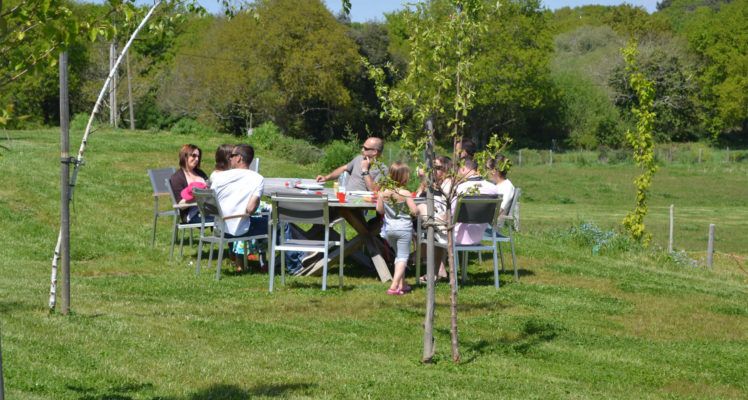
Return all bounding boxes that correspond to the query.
[339,171,348,193]
[333,181,339,193]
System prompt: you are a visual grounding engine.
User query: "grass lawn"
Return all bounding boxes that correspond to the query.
[1,128,746,399]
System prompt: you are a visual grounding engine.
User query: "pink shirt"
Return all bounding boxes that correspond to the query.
[453,177,499,245]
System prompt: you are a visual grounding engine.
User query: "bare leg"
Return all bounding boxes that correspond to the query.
[389,261,407,291]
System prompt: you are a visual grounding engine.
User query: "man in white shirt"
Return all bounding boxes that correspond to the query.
[453,158,499,245]
[210,144,267,237]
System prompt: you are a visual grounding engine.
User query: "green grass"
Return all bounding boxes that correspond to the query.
[1,129,747,399]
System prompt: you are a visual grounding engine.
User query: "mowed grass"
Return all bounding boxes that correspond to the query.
[0,128,746,399]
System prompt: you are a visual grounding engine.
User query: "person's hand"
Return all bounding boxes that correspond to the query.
[316,175,326,182]
[417,167,425,179]
[361,156,370,172]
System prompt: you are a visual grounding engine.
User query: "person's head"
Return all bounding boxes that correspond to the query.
[388,161,411,187]
[230,144,255,169]
[486,154,510,181]
[179,144,202,171]
[456,137,476,160]
[362,137,384,159]
[214,144,235,171]
[434,155,452,183]
[459,158,478,175]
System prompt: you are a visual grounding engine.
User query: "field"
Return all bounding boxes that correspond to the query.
[1,128,746,399]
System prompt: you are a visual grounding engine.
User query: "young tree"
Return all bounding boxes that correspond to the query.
[367,0,510,363]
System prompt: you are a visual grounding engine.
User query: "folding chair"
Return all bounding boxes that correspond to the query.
[147,167,176,246]
[483,188,521,282]
[268,193,345,292]
[192,188,268,280]
[415,195,502,290]
[165,178,215,260]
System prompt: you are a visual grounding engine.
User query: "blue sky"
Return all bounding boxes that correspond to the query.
[87,1,659,20]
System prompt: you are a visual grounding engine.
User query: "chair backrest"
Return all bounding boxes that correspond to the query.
[271,193,328,225]
[249,157,260,173]
[148,167,176,196]
[453,195,501,225]
[164,178,182,207]
[192,188,223,220]
[497,188,521,228]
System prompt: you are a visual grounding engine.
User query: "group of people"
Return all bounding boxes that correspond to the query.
[169,143,268,270]
[167,136,515,293]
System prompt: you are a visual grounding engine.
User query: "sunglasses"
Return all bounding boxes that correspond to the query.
[362,146,379,152]
[230,153,240,158]
[189,153,200,158]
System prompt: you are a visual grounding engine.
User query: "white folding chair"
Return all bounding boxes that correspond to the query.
[415,195,502,290]
[268,193,345,292]
[147,167,176,246]
[165,178,215,260]
[192,188,268,280]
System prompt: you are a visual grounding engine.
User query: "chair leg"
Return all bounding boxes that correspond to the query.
[215,239,225,280]
[152,214,158,247]
[461,251,468,284]
[242,241,248,271]
[478,251,482,264]
[196,239,204,275]
[510,234,518,282]
[169,216,178,260]
[269,223,277,292]
[493,244,500,290]
[322,249,328,291]
[415,240,422,285]
[208,242,214,270]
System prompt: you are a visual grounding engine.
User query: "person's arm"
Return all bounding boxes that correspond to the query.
[169,171,187,204]
[365,158,386,191]
[316,164,348,183]
[245,195,261,215]
[375,190,386,214]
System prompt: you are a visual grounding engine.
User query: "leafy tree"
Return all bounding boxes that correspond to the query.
[162,0,359,138]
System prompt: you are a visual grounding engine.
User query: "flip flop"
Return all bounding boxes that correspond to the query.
[386,288,405,296]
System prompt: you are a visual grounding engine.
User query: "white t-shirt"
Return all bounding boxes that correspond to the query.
[495,179,515,213]
[209,168,264,235]
[453,176,499,245]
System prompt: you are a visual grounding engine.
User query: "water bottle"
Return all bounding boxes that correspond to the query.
[339,171,348,193]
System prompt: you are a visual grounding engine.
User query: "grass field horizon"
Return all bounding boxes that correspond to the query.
[1,128,746,399]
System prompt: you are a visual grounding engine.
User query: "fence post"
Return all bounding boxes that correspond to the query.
[698,148,702,164]
[726,147,730,163]
[706,224,715,268]
[668,204,674,253]
[549,149,553,166]
[518,149,522,167]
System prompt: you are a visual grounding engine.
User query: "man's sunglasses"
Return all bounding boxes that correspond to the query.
[362,146,379,152]
[230,153,240,158]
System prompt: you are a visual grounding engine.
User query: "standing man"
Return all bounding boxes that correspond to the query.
[316,137,387,192]
[210,144,267,238]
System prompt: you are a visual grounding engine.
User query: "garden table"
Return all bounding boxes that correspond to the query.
[263,178,393,282]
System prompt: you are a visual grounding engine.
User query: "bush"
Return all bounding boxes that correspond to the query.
[171,118,216,136]
[276,137,323,165]
[320,140,358,172]
[70,113,89,132]
[568,222,633,255]
[249,122,282,150]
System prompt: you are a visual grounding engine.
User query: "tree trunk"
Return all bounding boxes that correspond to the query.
[59,51,71,315]
[422,121,436,363]
[445,206,460,362]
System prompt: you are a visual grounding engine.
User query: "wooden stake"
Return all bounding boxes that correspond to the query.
[126,51,134,130]
[707,224,715,268]
[59,51,71,315]
[668,204,674,253]
[422,119,436,363]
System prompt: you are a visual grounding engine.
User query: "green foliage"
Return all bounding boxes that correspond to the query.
[320,139,359,173]
[170,117,216,135]
[248,121,282,150]
[567,222,634,255]
[621,42,658,246]
[275,137,323,165]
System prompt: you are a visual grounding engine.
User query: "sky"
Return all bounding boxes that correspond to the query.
[88,0,659,20]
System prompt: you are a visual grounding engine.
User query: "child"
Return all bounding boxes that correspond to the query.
[376,162,419,295]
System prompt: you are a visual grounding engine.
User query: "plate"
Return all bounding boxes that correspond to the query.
[295,182,324,190]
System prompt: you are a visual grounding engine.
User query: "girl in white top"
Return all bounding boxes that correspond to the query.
[486,155,515,214]
[376,162,418,295]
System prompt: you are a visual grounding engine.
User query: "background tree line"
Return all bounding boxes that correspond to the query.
[2,0,746,149]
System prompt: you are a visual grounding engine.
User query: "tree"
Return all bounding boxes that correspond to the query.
[368,0,511,363]
[161,0,359,138]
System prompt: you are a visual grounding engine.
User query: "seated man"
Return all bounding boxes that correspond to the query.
[453,158,499,245]
[209,144,267,239]
[316,137,387,191]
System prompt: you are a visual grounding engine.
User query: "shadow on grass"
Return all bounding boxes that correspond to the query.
[461,316,565,364]
[155,383,316,399]
[67,382,153,400]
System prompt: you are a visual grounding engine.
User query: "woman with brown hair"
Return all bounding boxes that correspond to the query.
[169,144,209,223]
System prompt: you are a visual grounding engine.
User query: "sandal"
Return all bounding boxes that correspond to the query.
[386,288,405,296]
